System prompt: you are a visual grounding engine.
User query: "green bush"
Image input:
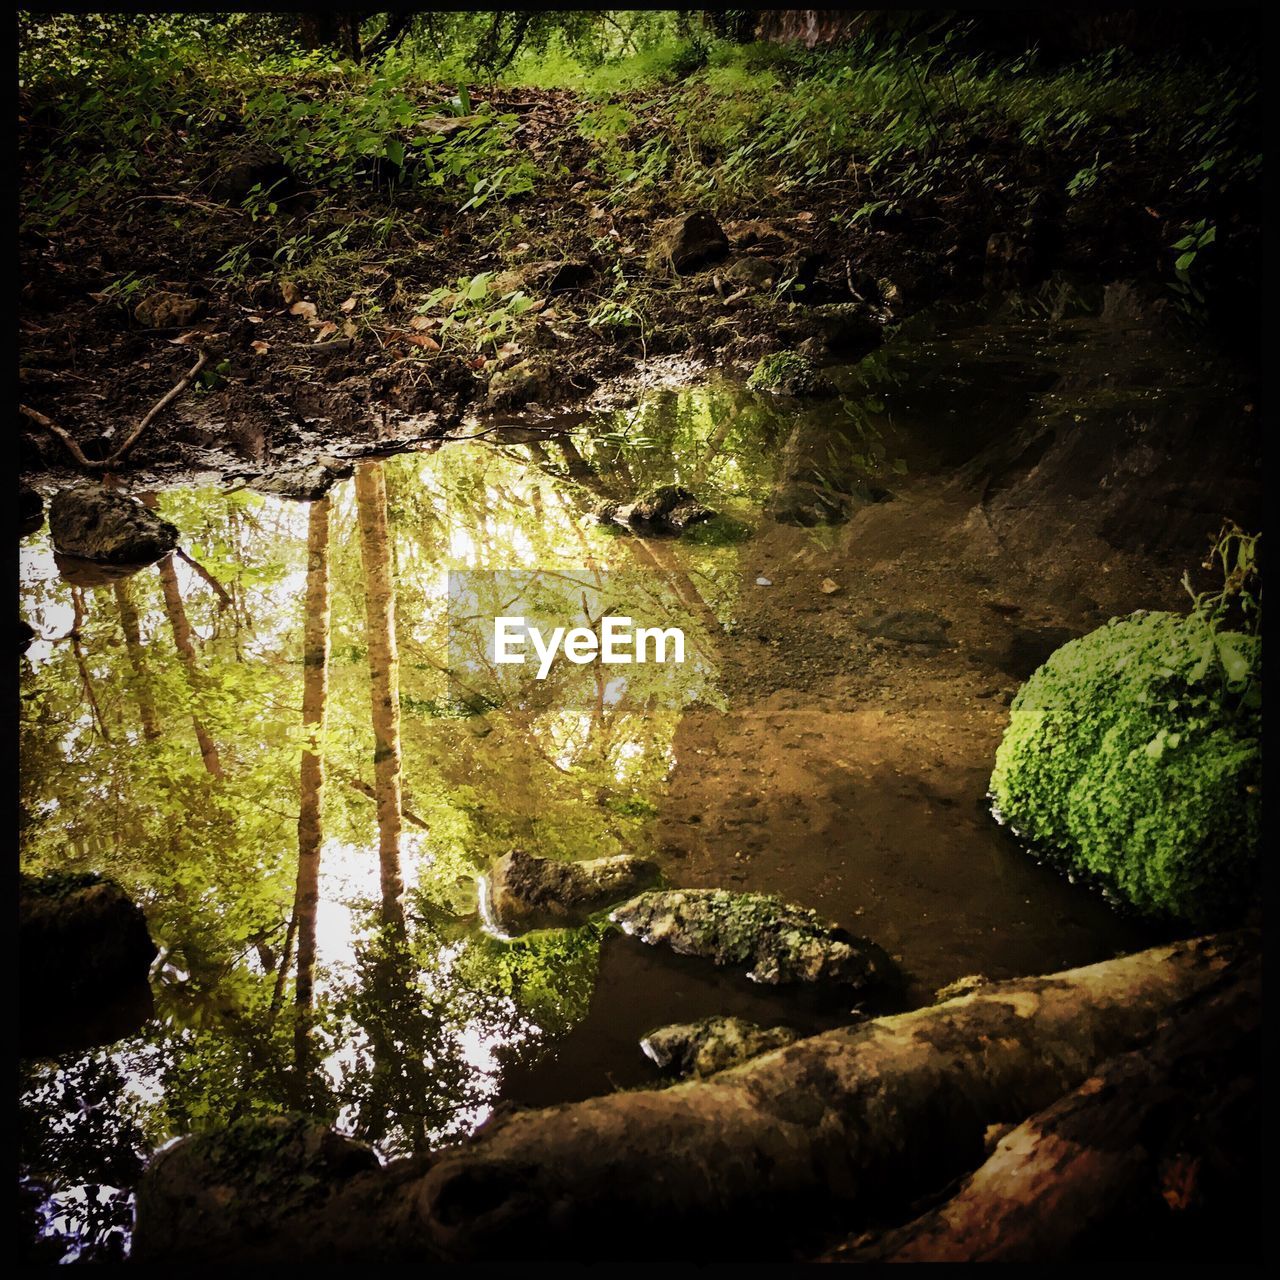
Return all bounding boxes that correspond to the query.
[989,610,1260,923]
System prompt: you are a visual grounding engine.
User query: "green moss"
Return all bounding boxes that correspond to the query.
[990,611,1261,923]
[746,350,825,395]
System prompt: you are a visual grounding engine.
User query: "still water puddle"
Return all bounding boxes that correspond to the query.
[20,313,1165,1261]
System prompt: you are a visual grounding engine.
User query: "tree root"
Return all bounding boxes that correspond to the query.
[132,931,1255,1263]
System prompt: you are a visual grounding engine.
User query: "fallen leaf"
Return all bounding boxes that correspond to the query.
[247,314,264,324]
[339,296,357,314]
[401,332,441,351]
[250,339,270,355]
[315,321,339,341]
[289,300,317,321]
[342,319,359,339]
[467,355,487,370]
[408,314,435,331]
[280,280,300,305]
[167,331,202,345]
[819,577,841,595]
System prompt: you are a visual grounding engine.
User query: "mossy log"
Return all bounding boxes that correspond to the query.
[132,933,1251,1263]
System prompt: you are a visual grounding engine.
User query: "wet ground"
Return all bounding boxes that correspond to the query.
[21,295,1228,1260]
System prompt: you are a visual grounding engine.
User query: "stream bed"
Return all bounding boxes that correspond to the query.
[21,296,1203,1262]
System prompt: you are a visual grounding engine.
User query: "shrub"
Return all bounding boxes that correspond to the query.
[989,610,1260,923]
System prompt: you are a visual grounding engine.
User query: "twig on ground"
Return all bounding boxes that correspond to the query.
[20,346,210,471]
[18,403,98,468]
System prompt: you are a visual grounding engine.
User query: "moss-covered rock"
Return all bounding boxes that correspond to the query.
[486,848,660,934]
[989,611,1261,923]
[746,350,830,396]
[595,485,717,536]
[610,888,895,990]
[640,1016,798,1078]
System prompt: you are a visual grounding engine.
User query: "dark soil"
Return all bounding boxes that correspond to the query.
[20,82,1251,498]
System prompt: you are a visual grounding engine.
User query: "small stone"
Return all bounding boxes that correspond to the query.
[649,211,729,275]
[641,1016,798,1078]
[134,291,204,329]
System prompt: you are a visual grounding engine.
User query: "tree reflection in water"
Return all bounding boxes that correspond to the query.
[19,375,833,1260]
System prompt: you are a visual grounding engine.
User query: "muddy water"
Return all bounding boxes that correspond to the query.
[19,303,1182,1260]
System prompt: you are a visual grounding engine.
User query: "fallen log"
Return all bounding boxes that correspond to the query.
[132,933,1252,1263]
[831,956,1261,1262]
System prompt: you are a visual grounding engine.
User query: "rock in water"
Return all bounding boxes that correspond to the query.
[641,1016,798,1078]
[132,1116,379,1263]
[48,483,179,565]
[487,848,661,934]
[19,872,157,1003]
[649,211,729,275]
[596,485,716,536]
[611,889,895,990]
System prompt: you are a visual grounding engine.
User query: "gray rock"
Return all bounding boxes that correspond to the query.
[649,211,729,275]
[611,888,896,990]
[132,1115,379,1264]
[48,483,179,565]
[487,848,660,934]
[781,301,881,354]
[641,1015,798,1078]
[857,608,952,649]
[596,485,716,536]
